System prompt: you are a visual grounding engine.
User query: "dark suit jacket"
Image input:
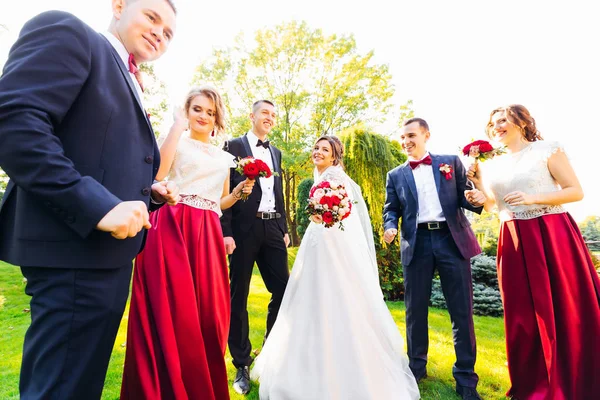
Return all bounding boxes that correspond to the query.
[383,154,482,266]
[220,135,287,238]
[0,11,161,268]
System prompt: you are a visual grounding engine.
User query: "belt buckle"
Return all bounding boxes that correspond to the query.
[261,212,270,220]
[427,221,440,230]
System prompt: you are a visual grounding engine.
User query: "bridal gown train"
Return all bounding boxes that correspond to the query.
[251,165,420,400]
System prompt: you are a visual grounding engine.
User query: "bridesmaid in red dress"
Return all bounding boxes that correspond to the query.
[467,104,600,399]
[121,86,254,400]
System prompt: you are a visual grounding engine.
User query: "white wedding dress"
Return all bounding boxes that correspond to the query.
[251,165,420,400]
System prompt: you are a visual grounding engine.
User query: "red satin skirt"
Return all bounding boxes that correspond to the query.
[121,204,231,400]
[497,212,600,400]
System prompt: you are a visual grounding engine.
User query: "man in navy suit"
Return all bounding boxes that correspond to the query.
[0,0,178,398]
[383,118,485,400]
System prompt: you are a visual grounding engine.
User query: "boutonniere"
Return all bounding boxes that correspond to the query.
[439,163,453,180]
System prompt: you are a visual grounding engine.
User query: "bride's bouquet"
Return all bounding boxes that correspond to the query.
[306,180,353,230]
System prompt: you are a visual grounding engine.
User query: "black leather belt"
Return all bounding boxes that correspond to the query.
[256,212,281,220]
[418,221,448,230]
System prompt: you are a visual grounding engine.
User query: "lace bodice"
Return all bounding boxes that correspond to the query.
[165,134,236,216]
[484,141,566,221]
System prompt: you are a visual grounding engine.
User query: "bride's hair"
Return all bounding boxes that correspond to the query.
[315,135,345,169]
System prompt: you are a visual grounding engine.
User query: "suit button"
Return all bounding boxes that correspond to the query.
[142,187,151,196]
[145,156,154,164]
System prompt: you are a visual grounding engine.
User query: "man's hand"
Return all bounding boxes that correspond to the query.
[383,228,398,244]
[283,233,290,248]
[151,180,180,206]
[465,189,486,207]
[224,236,236,255]
[96,201,151,239]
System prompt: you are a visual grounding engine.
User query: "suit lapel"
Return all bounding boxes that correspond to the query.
[241,135,253,158]
[106,41,153,134]
[430,154,442,194]
[402,164,418,202]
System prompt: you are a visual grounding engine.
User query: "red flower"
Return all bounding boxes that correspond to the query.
[243,163,260,179]
[331,195,341,206]
[462,140,494,156]
[319,195,333,208]
[322,211,334,224]
[317,181,330,189]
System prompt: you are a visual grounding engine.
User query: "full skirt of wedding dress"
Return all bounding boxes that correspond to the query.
[251,216,420,400]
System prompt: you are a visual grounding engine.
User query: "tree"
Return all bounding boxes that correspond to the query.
[190,21,395,245]
[469,210,500,256]
[579,215,600,253]
[140,63,169,138]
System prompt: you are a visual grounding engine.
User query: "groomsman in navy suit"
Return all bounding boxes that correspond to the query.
[383,118,485,400]
[0,1,178,398]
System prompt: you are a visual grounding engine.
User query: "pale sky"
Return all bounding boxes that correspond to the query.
[1,0,599,221]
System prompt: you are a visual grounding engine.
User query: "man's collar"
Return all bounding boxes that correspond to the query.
[101,31,129,69]
[246,130,268,147]
[408,151,430,162]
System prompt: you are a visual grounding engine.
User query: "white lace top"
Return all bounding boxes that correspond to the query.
[164,133,236,216]
[484,140,566,221]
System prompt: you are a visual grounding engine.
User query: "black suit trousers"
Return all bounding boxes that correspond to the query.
[228,219,289,368]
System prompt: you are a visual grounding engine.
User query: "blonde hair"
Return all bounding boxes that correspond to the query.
[184,85,226,135]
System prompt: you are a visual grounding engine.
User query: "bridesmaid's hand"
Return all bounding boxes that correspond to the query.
[466,163,481,186]
[503,191,536,206]
[235,178,255,196]
[172,107,189,133]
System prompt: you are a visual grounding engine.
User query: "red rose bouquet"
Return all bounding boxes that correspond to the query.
[461,139,505,162]
[235,157,277,200]
[306,180,353,230]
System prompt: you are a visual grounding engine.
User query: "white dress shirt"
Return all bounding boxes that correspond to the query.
[246,130,277,213]
[100,31,144,101]
[411,152,445,223]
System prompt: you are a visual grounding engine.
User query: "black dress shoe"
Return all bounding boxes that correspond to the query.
[456,386,482,400]
[233,366,251,395]
[412,369,427,383]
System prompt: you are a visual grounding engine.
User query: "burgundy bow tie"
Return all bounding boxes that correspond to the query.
[128,53,144,92]
[409,155,432,170]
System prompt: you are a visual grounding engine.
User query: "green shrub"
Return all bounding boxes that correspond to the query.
[295,177,314,240]
[430,254,503,317]
[375,235,404,301]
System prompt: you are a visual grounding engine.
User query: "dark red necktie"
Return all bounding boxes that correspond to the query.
[409,154,432,170]
[128,53,144,92]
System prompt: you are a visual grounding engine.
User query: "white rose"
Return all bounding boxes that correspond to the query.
[312,188,325,200]
[323,204,329,210]
[338,208,347,217]
[340,199,349,207]
[332,206,339,211]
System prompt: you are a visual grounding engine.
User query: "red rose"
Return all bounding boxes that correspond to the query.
[309,187,316,197]
[319,195,333,208]
[463,140,494,155]
[331,195,341,206]
[322,211,334,224]
[243,163,260,179]
[318,181,330,189]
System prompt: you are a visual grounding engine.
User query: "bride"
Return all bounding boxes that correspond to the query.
[251,136,420,399]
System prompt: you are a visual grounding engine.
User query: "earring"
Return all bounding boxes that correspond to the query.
[211,129,215,137]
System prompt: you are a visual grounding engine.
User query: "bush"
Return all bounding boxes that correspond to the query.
[430,254,503,317]
[481,237,498,257]
[375,235,404,301]
[295,178,313,240]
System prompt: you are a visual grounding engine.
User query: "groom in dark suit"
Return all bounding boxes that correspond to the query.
[383,118,485,400]
[221,100,289,395]
[0,1,178,398]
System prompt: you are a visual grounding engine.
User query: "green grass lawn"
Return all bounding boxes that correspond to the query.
[0,251,510,399]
